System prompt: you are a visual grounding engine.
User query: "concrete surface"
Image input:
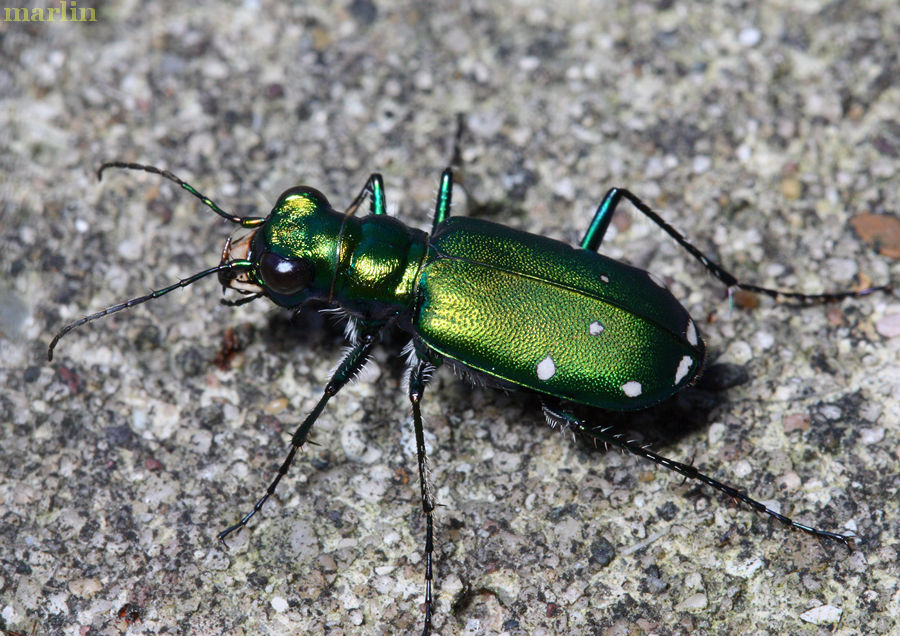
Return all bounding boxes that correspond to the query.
[1,1,899,634]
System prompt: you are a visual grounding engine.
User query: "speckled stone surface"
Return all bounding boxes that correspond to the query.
[2,1,899,634]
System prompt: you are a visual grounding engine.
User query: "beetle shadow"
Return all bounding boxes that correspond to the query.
[590,360,750,454]
[253,301,358,357]
[248,307,429,396]
[244,309,750,463]
[506,360,751,457]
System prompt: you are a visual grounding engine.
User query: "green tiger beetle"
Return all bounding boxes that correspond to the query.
[50,162,891,634]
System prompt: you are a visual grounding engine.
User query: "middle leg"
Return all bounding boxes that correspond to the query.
[408,356,438,635]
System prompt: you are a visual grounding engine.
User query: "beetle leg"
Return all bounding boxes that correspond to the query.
[541,402,855,548]
[344,173,387,216]
[217,332,377,543]
[580,188,890,303]
[579,188,622,252]
[408,358,438,635]
[431,168,454,234]
[430,115,467,234]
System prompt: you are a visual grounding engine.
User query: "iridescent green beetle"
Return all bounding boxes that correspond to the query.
[50,162,890,635]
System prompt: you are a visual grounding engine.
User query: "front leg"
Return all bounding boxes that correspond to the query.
[218,331,378,542]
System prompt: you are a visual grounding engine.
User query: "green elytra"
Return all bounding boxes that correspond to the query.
[50,162,890,635]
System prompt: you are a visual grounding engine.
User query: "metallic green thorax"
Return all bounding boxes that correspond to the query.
[415,217,705,410]
[249,187,427,321]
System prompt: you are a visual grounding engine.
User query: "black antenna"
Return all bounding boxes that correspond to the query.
[48,260,252,360]
[97,162,266,228]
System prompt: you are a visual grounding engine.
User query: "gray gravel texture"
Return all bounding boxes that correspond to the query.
[2,1,900,635]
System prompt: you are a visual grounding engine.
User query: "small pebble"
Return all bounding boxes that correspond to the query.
[875,313,900,338]
[738,27,761,47]
[800,604,842,625]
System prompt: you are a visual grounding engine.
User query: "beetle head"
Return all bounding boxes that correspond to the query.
[220,186,342,308]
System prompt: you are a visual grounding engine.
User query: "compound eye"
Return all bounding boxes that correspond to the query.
[258,252,314,295]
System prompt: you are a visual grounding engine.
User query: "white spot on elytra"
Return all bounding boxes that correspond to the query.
[686,319,698,346]
[675,355,693,384]
[648,272,666,288]
[589,321,604,336]
[537,354,556,380]
[600,274,610,283]
[622,381,642,397]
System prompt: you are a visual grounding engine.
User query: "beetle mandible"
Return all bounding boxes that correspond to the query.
[49,162,891,634]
